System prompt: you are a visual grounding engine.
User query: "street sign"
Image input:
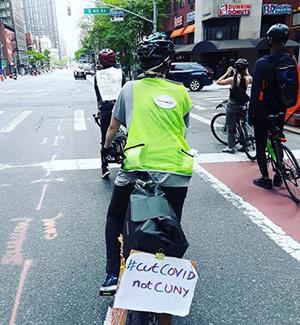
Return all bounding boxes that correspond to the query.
[84,7,111,15]
[110,10,124,22]
[1,59,7,68]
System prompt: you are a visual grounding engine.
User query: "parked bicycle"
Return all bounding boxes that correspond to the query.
[266,112,300,204]
[210,100,256,161]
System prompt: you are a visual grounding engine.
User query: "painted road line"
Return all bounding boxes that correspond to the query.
[4,90,16,94]
[9,260,33,325]
[1,150,300,172]
[41,137,48,145]
[36,184,48,211]
[193,105,207,111]
[193,152,300,262]
[0,111,33,133]
[46,154,57,177]
[0,111,4,116]
[190,113,211,126]
[74,109,87,131]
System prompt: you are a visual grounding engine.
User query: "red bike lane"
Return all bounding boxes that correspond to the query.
[202,161,300,243]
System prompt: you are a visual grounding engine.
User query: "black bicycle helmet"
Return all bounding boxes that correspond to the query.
[137,33,175,71]
[267,24,289,44]
[234,58,249,71]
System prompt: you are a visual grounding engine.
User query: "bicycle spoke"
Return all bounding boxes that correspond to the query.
[280,144,300,203]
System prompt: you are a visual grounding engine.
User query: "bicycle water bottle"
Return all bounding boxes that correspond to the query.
[267,139,276,162]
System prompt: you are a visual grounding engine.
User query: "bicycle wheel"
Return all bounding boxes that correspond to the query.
[276,144,300,204]
[210,113,229,145]
[241,122,256,161]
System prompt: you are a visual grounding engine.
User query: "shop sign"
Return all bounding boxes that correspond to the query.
[263,4,292,16]
[174,16,183,27]
[187,11,195,23]
[219,4,252,17]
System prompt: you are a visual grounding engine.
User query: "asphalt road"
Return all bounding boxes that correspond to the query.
[0,70,299,325]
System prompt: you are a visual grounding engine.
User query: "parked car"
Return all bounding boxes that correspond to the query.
[167,62,213,91]
[74,66,86,80]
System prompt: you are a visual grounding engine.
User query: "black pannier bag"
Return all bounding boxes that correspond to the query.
[123,179,189,259]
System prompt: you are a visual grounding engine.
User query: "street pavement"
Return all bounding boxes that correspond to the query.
[0,70,299,325]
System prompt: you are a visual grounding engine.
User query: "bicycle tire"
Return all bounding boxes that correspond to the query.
[241,122,256,161]
[276,143,300,204]
[210,113,229,145]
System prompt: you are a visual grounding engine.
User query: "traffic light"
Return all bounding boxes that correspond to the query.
[67,5,71,16]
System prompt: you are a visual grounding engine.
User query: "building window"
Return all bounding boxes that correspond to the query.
[180,0,185,8]
[174,36,185,45]
[188,33,194,44]
[203,18,240,41]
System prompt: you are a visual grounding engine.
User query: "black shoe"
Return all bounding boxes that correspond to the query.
[99,274,118,296]
[101,167,110,179]
[253,177,273,190]
[273,173,283,187]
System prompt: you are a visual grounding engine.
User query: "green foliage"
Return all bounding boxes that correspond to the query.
[74,48,89,61]
[79,0,167,72]
[26,50,46,64]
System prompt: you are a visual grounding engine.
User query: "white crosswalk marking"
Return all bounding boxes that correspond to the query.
[74,109,87,131]
[190,113,212,126]
[0,111,4,116]
[194,105,207,111]
[0,110,33,133]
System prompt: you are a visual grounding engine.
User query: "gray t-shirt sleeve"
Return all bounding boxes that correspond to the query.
[112,81,134,127]
[112,88,126,125]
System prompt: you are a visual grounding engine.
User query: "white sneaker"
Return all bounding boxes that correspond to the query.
[222,147,236,154]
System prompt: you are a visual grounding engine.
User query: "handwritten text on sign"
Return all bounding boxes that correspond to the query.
[114,252,198,317]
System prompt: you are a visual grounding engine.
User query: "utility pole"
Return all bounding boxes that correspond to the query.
[153,0,157,33]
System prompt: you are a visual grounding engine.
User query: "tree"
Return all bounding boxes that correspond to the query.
[26,50,46,65]
[79,0,167,74]
[43,49,51,66]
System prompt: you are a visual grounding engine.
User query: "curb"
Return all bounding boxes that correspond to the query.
[284,125,300,135]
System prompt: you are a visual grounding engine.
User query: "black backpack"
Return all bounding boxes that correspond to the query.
[268,55,298,110]
[123,180,189,259]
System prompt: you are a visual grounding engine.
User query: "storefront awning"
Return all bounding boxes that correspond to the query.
[170,27,185,38]
[175,44,195,53]
[254,38,299,50]
[183,24,195,35]
[193,39,256,53]
[170,24,195,38]
[193,38,300,53]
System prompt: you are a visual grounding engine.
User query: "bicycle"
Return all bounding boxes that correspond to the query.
[210,101,256,161]
[266,112,300,204]
[92,113,127,165]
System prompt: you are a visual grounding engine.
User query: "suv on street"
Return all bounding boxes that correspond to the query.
[167,62,213,91]
[74,66,86,80]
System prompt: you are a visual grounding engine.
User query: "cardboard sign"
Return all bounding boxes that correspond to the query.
[96,67,122,101]
[114,252,198,317]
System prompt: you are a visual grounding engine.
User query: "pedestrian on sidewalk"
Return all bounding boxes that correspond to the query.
[216,58,252,154]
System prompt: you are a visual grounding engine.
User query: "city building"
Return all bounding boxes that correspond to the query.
[0,21,16,75]
[165,1,300,72]
[0,0,27,71]
[23,0,59,51]
[194,0,300,72]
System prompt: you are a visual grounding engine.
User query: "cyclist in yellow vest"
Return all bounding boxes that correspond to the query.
[99,33,194,294]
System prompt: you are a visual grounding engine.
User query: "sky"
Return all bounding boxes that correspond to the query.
[55,0,94,57]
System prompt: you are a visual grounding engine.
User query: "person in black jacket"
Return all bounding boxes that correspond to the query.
[94,49,126,178]
[249,24,292,189]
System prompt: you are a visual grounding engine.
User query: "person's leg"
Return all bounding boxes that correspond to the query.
[100,107,112,177]
[105,183,135,276]
[161,187,188,222]
[253,116,272,189]
[223,101,239,152]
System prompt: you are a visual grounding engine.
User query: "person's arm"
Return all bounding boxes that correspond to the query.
[249,60,264,118]
[94,75,102,107]
[216,67,234,85]
[104,117,121,148]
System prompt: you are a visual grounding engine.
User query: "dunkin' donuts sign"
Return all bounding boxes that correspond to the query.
[219,4,252,16]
